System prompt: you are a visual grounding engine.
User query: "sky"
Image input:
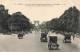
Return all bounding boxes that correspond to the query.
[0,0,80,23]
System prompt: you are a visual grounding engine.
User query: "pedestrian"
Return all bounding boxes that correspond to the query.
[73,34,75,40]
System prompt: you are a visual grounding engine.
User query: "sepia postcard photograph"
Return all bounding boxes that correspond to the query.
[0,0,80,52]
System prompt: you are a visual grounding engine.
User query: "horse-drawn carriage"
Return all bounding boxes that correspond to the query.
[40,33,47,42]
[48,36,59,50]
[63,33,71,43]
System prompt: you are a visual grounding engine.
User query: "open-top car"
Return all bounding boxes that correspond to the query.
[63,33,71,43]
[40,33,47,42]
[48,36,59,50]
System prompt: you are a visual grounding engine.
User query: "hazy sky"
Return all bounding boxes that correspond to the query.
[0,0,80,23]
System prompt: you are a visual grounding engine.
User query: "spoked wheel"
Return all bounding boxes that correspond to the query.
[51,45,57,50]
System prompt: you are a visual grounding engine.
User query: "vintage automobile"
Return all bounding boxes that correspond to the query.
[18,32,24,39]
[63,34,71,43]
[40,33,47,42]
[48,36,59,50]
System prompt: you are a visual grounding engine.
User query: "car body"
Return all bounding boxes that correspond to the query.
[48,36,59,50]
[18,32,24,39]
[40,33,47,42]
[63,34,71,43]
